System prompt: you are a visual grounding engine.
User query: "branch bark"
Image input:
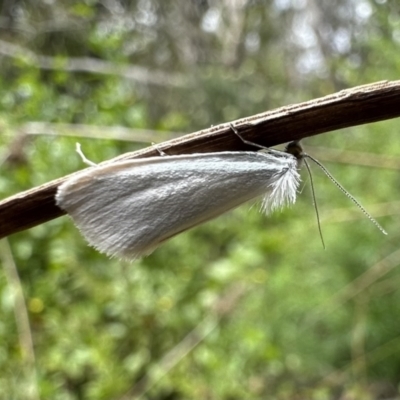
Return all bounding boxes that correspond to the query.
[1,80,400,238]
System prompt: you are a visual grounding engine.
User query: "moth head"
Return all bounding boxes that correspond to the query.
[285,140,304,166]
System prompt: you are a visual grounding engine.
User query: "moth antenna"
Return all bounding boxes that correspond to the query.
[304,153,388,235]
[303,158,325,249]
[286,140,325,248]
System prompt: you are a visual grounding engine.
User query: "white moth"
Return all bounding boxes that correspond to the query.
[56,128,387,260]
[56,147,300,259]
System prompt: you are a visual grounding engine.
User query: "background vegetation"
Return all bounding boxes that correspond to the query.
[1,1,400,399]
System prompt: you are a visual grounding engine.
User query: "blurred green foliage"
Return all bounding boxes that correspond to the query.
[1,1,400,399]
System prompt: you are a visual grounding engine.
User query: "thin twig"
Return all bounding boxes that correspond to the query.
[0,239,40,400]
[119,283,248,400]
[0,39,186,87]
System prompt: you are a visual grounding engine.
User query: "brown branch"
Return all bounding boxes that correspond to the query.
[1,80,400,238]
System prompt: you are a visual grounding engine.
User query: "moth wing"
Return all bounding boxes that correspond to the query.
[56,151,299,259]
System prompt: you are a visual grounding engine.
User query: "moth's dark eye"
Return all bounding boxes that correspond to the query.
[285,141,304,160]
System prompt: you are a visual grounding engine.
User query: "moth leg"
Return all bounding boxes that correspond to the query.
[75,143,97,166]
[229,124,267,150]
[229,124,290,159]
[152,142,167,156]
